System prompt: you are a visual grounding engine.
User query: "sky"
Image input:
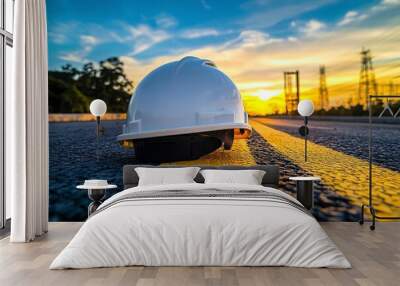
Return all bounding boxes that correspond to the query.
[47,0,400,115]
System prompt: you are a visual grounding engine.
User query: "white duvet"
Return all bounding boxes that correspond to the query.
[50,183,351,269]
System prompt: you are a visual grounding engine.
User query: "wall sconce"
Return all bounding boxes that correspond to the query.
[298,100,314,162]
[90,99,107,160]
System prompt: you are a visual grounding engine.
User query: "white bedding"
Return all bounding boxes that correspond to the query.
[50,183,351,269]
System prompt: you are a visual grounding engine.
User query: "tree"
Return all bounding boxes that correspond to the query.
[48,74,89,113]
[48,57,134,113]
[96,57,134,112]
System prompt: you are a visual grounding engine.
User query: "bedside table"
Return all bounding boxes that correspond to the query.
[77,180,117,216]
[289,176,320,210]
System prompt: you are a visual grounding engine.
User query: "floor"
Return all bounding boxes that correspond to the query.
[0,222,399,286]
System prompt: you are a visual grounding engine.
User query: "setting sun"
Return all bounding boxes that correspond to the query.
[252,89,281,101]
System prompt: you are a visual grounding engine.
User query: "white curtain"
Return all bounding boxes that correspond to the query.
[8,0,49,242]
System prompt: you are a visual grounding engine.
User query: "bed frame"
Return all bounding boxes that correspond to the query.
[123,165,280,189]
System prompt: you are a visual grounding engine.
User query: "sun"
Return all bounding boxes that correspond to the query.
[253,89,282,101]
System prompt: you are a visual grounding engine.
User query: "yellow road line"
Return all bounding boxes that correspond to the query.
[251,118,400,217]
[162,139,256,166]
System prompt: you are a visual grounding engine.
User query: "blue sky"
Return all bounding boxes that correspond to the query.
[47,0,376,68]
[47,0,400,113]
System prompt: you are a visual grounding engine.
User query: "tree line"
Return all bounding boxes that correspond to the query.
[49,57,134,113]
[313,102,400,117]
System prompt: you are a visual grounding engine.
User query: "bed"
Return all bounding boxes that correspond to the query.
[50,165,350,269]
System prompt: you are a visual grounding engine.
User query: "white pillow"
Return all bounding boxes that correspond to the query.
[135,167,200,186]
[200,169,266,185]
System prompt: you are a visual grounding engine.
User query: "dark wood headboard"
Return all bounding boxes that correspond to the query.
[123,165,280,189]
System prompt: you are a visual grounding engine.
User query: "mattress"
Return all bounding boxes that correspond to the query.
[50,183,351,269]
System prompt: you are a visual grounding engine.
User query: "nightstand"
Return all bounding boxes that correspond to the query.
[289,176,320,210]
[77,180,117,216]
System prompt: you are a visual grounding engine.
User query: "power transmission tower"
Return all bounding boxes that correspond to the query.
[284,71,300,115]
[319,65,329,110]
[358,48,378,107]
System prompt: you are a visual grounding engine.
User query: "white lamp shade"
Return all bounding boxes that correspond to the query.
[90,99,107,117]
[298,100,314,117]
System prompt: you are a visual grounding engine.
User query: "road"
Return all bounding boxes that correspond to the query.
[257,117,400,172]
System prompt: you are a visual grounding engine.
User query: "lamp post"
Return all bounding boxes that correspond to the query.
[297,100,314,162]
[90,99,107,161]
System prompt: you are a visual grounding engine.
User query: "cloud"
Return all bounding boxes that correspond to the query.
[155,14,177,28]
[55,22,172,61]
[382,0,400,5]
[201,0,211,10]
[337,1,399,27]
[59,44,95,63]
[80,35,99,45]
[58,35,99,63]
[108,31,129,43]
[57,31,101,63]
[60,46,94,63]
[48,22,78,44]
[238,0,334,29]
[126,24,171,55]
[49,33,67,44]
[372,0,400,11]
[338,11,367,26]
[181,28,220,39]
[299,20,326,36]
[224,30,283,49]
[59,53,86,63]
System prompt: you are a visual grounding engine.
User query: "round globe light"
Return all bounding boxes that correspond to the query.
[298,100,314,117]
[90,99,107,117]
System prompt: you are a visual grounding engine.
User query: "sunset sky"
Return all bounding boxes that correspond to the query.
[47,0,400,115]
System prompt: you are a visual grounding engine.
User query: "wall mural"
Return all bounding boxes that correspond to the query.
[47,0,400,222]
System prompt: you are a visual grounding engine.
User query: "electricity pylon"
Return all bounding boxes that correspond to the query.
[284,71,300,115]
[319,65,329,110]
[358,48,378,107]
